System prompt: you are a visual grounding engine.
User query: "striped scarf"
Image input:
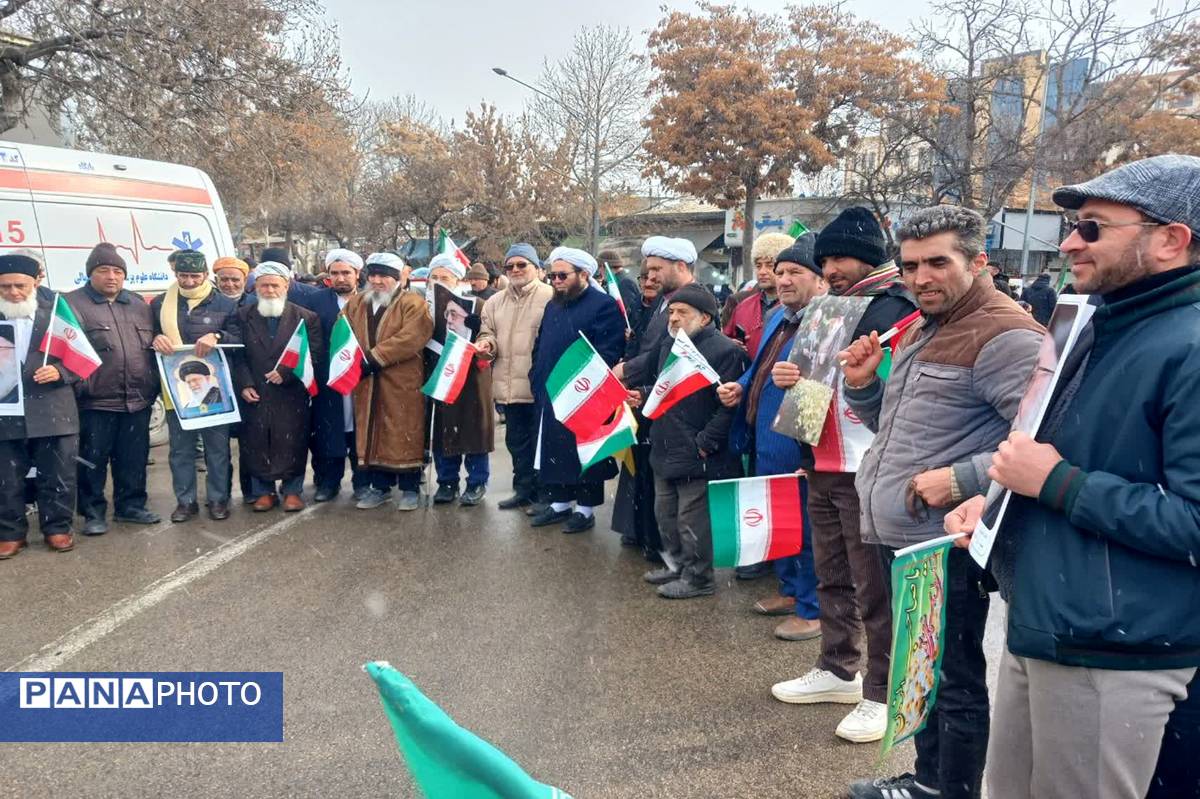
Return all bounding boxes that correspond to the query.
[844,261,903,298]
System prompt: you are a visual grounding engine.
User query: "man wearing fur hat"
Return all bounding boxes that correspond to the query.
[0,254,81,559]
[724,231,794,355]
[65,243,162,535]
[151,249,242,523]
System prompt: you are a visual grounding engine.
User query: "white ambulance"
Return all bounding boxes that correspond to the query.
[0,140,235,292]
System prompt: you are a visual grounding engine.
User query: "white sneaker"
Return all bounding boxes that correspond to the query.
[835,699,888,743]
[771,668,863,705]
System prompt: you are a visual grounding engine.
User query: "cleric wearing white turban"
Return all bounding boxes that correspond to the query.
[324,248,363,271]
[547,246,598,276]
[641,235,697,265]
[252,261,292,281]
[428,252,466,281]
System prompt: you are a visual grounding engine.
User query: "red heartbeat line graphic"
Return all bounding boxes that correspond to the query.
[95,213,176,265]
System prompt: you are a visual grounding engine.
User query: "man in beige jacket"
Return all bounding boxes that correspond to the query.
[475,243,553,510]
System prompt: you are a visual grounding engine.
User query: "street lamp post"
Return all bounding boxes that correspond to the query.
[493,66,601,255]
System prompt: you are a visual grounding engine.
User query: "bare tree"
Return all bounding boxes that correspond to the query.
[528,24,647,252]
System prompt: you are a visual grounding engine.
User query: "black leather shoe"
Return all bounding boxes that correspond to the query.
[82,518,109,536]
[497,494,533,510]
[208,501,230,521]
[529,507,572,527]
[458,485,486,506]
[170,502,199,523]
[525,501,550,518]
[562,512,595,534]
[433,484,459,504]
[313,487,339,503]
[113,508,161,525]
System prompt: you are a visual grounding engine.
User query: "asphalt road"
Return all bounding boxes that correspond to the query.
[1,443,1003,799]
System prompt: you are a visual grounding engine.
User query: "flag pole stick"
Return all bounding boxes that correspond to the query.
[41,292,59,368]
[424,400,437,509]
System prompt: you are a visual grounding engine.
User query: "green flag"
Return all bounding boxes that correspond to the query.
[787,219,810,238]
[880,536,954,757]
[365,662,572,799]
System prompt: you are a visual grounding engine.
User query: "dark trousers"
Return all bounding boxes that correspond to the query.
[77,407,152,521]
[345,431,386,493]
[654,475,713,587]
[1149,674,1200,798]
[500,402,538,499]
[884,545,991,799]
[809,471,892,703]
[314,432,363,493]
[542,481,605,507]
[0,435,77,541]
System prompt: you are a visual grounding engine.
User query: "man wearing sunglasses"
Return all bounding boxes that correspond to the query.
[476,243,553,511]
[942,154,1200,799]
[526,246,625,533]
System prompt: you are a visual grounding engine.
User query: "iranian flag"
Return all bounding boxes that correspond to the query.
[437,229,471,272]
[640,328,719,420]
[422,329,475,403]
[578,403,637,472]
[39,293,101,379]
[709,475,805,568]
[327,315,364,395]
[602,263,630,330]
[547,334,626,436]
[276,319,317,397]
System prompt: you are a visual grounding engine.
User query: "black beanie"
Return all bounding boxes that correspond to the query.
[775,233,820,276]
[260,247,292,267]
[86,242,126,276]
[668,283,719,320]
[0,254,39,279]
[814,207,889,268]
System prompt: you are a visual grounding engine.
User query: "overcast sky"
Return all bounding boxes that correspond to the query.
[321,0,1170,123]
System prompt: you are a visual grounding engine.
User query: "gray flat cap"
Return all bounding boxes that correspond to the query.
[1052,154,1200,235]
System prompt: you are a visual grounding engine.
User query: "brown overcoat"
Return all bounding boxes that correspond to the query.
[345,290,433,471]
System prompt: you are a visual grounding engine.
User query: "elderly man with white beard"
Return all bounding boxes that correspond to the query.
[233,263,324,512]
[0,254,81,559]
[344,252,433,511]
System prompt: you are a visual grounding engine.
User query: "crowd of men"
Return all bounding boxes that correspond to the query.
[1,153,1198,799]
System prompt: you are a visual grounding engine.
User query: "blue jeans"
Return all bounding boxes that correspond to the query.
[435,452,489,489]
[774,478,819,619]
[251,474,304,498]
[167,413,231,505]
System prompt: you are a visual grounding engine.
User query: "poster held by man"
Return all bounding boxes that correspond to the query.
[157,350,240,430]
[0,322,22,415]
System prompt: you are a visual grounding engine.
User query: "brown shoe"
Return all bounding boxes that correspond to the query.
[0,539,27,559]
[753,595,797,616]
[253,494,278,512]
[774,616,822,641]
[282,494,305,512]
[45,533,75,553]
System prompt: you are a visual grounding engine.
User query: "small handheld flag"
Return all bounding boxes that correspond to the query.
[327,315,364,395]
[603,263,630,331]
[422,329,475,404]
[39,293,102,379]
[437,229,472,273]
[709,475,804,568]
[640,328,719,420]
[577,403,637,472]
[275,319,317,397]
[546,334,626,436]
[787,219,810,238]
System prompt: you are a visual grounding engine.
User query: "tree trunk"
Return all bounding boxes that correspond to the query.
[741,192,757,287]
[0,65,22,134]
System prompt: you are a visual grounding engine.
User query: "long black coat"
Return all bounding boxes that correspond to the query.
[233,303,324,481]
[0,297,80,441]
[530,285,626,485]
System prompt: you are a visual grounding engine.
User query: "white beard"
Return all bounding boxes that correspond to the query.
[257,297,286,318]
[369,286,398,313]
[0,296,37,319]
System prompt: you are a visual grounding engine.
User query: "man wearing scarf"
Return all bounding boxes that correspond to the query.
[151,250,242,523]
[769,208,917,745]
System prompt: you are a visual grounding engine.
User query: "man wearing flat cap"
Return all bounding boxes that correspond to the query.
[345,250,432,511]
[476,243,554,510]
[65,242,162,536]
[528,246,626,532]
[151,249,242,523]
[0,254,81,559]
[939,154,1200,799]
[640,283,748,598]
[308,248,369,503]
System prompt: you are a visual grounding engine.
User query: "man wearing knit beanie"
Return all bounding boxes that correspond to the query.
[770,207,916,744]
[724,231,793,356]
[85,242,127,277]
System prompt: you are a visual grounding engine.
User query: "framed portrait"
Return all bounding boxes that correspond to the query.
[425,281,477,355]
[157,349,241,430]
[0,321,23,417]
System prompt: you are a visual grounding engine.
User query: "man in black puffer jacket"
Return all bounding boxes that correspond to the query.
[640,284,749,599]
[1019,271,1057,325]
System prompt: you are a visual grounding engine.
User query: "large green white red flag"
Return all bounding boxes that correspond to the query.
[547,334,626,436]
[640,328,719,420]
[708,475,805,568]
[602,263,630,330]
[275,319,317,397]
[327,315,364,395]
[39,293,101,379]
[437,229,471,272]
[577,403,637,472]
[422,329,475,403]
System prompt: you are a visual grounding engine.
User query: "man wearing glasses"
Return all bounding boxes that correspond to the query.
[476,244,554,511]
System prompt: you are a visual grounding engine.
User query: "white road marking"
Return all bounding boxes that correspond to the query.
[6,506,318,672]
